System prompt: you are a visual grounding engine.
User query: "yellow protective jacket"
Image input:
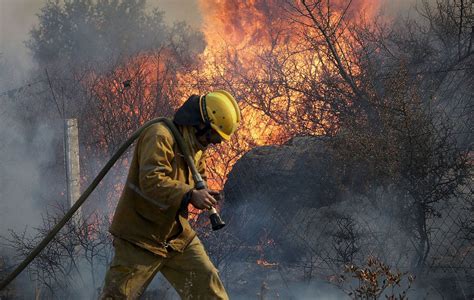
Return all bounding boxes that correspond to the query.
[109,121,207,257]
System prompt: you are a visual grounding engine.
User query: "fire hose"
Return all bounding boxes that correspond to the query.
[0,117,225,290]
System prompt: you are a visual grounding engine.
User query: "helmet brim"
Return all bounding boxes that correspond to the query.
[211,123,231,141]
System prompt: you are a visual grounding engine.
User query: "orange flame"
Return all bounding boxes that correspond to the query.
[256,259,279,268]
[190,0,382,189]
[89,1,384,207]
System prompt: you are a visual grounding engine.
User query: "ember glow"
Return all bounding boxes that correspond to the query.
[256,259,279,268]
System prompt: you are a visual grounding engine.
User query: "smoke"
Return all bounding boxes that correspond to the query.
[379,0,442,25]
[0,2,56,235]
[225,277,347,300]
[0,0,66,235]
[0,1,204,297]
[1,0,467,298]
[0,0,205,232]
[0,0,202,85]
[0,0,43,85]
[0,99,61,238]
[149,0,202,28]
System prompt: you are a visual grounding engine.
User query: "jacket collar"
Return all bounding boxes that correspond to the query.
[180,125,207,154]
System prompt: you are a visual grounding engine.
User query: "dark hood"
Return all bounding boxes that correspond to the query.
[173,95,203,126]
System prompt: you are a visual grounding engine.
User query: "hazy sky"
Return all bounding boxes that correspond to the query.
[0,0,202,85]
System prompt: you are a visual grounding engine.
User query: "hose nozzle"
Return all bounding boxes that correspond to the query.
[209,207,225,230]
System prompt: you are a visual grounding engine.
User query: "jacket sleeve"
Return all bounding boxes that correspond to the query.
[180,149,209,211]
[137,125,194,214]
[197,151,208,183]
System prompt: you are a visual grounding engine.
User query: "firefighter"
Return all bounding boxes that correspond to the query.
[100,90,241,299]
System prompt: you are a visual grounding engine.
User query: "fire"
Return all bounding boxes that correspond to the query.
[254,232,279,267]
[198,0,291,49]
[189,0,381,189]
[88,0,384,207]
[256,259,279,268]
[89,52,182,128]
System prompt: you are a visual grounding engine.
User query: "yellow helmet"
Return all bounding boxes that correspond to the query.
[199,90,241,141]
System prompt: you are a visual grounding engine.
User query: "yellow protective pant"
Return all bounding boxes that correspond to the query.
[100,236,228,300]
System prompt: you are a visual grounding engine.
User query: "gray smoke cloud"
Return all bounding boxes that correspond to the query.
[0,100,59,237]
[0,0,42,85]
[0,0,61,237]
[0,0,202,86]
[1,1,54,235]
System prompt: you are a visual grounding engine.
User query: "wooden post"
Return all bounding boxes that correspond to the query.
[65,119,81,222]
